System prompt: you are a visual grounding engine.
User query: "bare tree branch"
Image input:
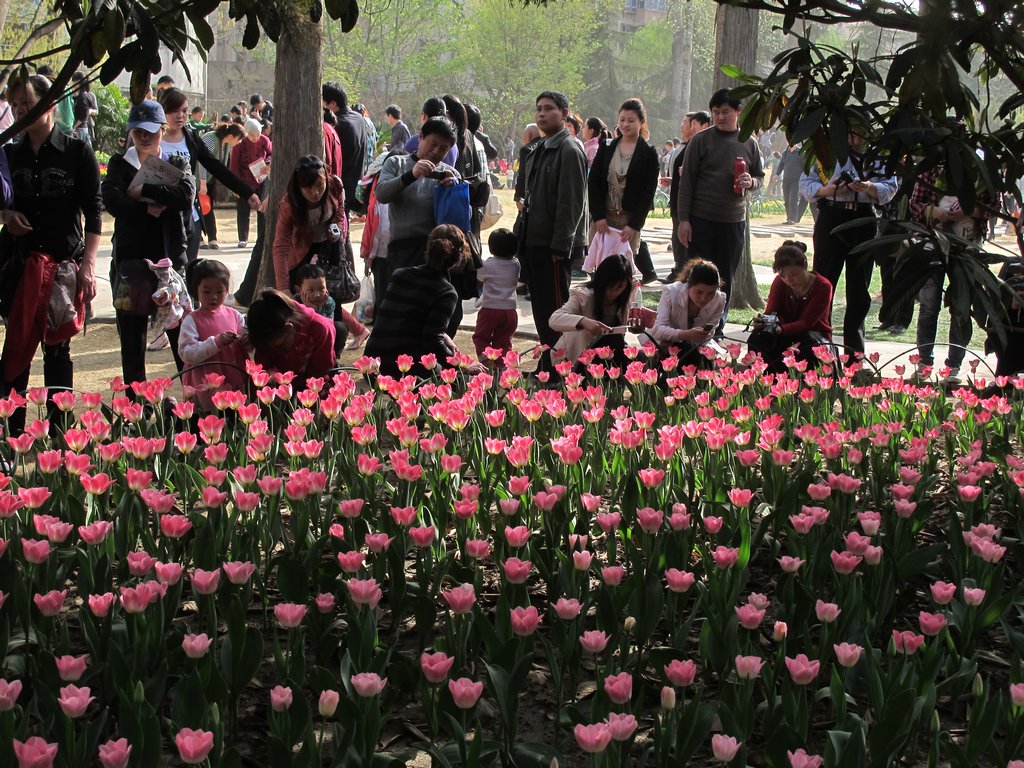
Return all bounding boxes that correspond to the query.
[0,18,67,90]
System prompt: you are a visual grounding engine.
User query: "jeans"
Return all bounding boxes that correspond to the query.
[915,270,972,369]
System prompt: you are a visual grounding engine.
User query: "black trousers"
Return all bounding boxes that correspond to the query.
[115,311,183,385]
[0,340,73,436]
[782,174,807,223]
[524,246,572,368]
[233,211,267,305]
[813,204,876,355]
[688,214,746,336]
[876,222,914,329]
[748,329,827,374]
[236,196,255,243]
[201,180,218,242]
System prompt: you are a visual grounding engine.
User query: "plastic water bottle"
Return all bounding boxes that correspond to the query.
[629,284,644,333]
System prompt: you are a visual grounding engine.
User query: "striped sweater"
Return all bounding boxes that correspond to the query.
[365,265,458,368]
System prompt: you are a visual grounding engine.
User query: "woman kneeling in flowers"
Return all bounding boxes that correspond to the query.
[648,258,726,367]
[549,254,635,370]
[747,240,833,373]
[245,289,336,386]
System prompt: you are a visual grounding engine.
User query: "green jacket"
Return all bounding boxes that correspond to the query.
[522,127,588,254]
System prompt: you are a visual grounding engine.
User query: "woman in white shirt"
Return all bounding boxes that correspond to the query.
[649,259,726,365]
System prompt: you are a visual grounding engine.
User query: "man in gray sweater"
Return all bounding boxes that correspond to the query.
[520,91,588,374]
[677,89,764,338]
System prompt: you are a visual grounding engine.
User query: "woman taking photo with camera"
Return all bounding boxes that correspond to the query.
[747,240,833,373]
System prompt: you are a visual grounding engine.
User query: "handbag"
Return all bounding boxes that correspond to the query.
[481,193,503,230]
[111,259,157,316]
[434,182,473,234]
[323,241,360,304]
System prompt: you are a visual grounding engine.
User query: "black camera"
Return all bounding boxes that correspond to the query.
[428,170,448,180]
[836,170,858,186]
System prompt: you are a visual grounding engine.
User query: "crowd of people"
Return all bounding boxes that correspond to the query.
[0,65,1022,435]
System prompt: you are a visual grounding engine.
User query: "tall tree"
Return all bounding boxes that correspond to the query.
[712,3,764,311]
[668,0,694,117]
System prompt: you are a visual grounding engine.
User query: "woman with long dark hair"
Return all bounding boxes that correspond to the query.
[549,254,635,366]
[582,117,612,167]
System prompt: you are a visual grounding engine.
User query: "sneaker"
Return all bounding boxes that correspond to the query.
[942,368,963,386]
[888,325,907,335]
[147,333,170,352]
[237,241,247,249]
[641,272,660,285]
[209,242,220,250]
[913,362,932,381]
[199,241,209,250]
[345,328,371,351]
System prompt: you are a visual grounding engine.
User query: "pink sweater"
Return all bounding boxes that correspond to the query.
[177,305,250,408]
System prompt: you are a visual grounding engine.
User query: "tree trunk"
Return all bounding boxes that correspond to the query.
[713,4,763,311]
[257,3,325,293]
[669,0,693,117]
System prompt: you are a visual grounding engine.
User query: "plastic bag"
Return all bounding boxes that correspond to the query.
[434,181,473,233]
[353,275,374,324]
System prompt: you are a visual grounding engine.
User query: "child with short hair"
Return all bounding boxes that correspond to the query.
[291,263,368,355]
[472,227,520,359]
[177,259,250,408]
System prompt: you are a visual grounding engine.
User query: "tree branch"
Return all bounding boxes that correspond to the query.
[0,18,67,90]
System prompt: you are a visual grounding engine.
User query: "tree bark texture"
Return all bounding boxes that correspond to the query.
[713,4,763,311]
[669,0,693,118]
[257,2,326,293]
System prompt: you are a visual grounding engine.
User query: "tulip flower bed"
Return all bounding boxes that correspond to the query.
[0,349,1023,768]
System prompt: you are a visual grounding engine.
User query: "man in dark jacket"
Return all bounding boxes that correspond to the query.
[521,91,588,373]
[323,82,369,214]
[666,110,709,282]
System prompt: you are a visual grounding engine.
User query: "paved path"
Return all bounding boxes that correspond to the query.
[82,212,1008,381]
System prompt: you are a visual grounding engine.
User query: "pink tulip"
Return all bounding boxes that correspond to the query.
[929,581,956,605]
[421,651,455,684]
[664,659,697,687]
[504,526,531,547]
[833,643,863,668]
[21,538,51,565]
[579,630,610,654]
[502,557,532,584]
[191,568,221,595]
[661,685,676,710]
[603,671,633,704]
[78,520,113,546]
[159,514,192,539]
[364,533,394,553]
[1011,683,1024,707]
[963,587,986,606]
[351,672,387,697]
[126,551,157,576]
[55,655,88,682]
[711,733,742,762]
[97,737,132,768]
[830,550,861,575]
[442,583,476,614]
[346,578,382,608]
[270,685,293,712]
[590,562,622,587]
[553,597,582,620]
[857,511,881,535]
[736,604,765,630]
[58,684,95,718]
[222,561,256,585]
[572,550,593,571]
[574,722,612,753]
[785,654,820,685]
[806,483,831,501]
[957,484,982,502]
[13,736,58,768]
[788,748,824,768]
[728,488,754,508]
[666,568,696,593]
[773,621,788,642]
[814,600,841,623]
[735,655,764,680]
[918,611,948,636]
[893,499,917,518]
[274,603,308,629]
[175,728,215,765]
[636,507,664,533]
[892,630,925,655]
[33,589,67,617]
[510,605,540,636]
[448,677,484,709]
[319,689,339,717]
[88,592,115,618]
[182,633,212,659]
[607,711,638,741]
[464,538,491,559]
[712,546,739,569]
[405,528,434,548]
[778,556,804,573]
[703,515,724,534]
[155,562,184,585]
[0,678,23,711]
[337,551,365,573]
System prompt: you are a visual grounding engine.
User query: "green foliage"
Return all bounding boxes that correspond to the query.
[92,82,129,156]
